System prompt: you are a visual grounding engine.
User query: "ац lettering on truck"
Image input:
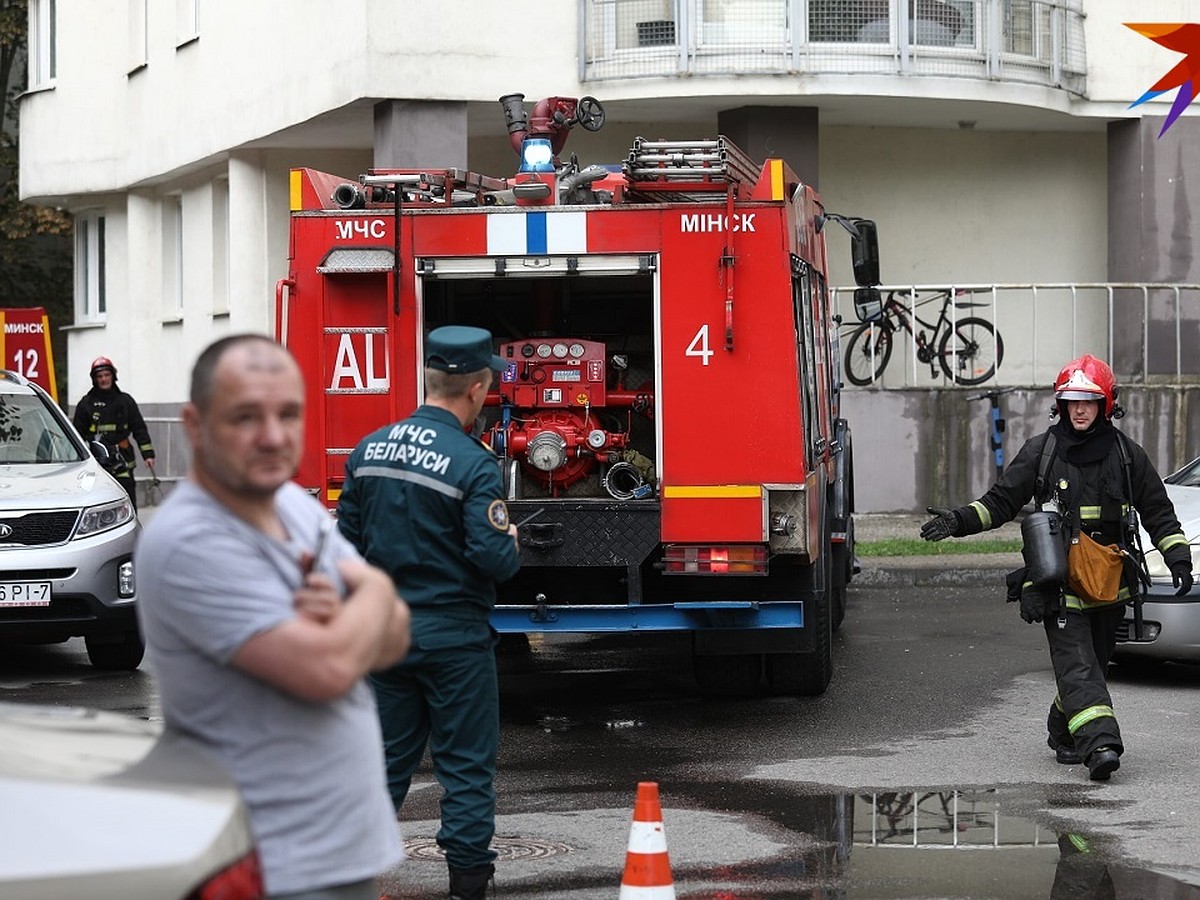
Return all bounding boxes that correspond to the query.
[279,94,881,697]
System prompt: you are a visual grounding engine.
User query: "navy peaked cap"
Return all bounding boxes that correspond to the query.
[425,325,505,373]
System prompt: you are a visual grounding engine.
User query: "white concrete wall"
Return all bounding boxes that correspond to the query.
[21,1,1200,410]
[845,385,1200,513]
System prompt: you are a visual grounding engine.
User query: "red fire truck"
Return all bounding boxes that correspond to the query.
[279,94,880,696]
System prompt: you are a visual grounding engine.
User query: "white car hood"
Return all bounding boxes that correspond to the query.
[1164,483,1200,543]
[0,460,127,511]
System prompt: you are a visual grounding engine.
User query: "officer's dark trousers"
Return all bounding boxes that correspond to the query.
[369,636,498,871]
[1043,605,1125,762]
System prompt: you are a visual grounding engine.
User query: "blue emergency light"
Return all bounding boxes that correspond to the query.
[518,138,555,173]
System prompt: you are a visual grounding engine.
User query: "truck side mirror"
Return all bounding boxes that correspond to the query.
[853,287,883,323]
[850,219,880,287]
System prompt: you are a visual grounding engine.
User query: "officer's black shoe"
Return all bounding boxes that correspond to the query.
[1086,747,1120,781]
[1047,736,1082,766]
[448,863,494,900]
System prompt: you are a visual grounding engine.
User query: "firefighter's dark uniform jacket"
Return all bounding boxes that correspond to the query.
[337,403,519,871]
[945,417,1189,762]
[72,386,155,477]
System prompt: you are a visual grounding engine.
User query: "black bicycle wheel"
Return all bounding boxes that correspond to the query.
[938,317,1004,386]
[844,322,893,386]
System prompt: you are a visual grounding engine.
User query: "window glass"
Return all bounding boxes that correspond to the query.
[0,393,83,464]
[28,0,57,86]
[75,213,107,323]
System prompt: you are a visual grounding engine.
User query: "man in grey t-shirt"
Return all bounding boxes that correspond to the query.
[137,335,411,898]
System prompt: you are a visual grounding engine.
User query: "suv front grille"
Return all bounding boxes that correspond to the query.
[0,511,80,547]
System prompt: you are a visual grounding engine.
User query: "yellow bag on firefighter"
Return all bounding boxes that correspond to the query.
[1067,531,1126,603]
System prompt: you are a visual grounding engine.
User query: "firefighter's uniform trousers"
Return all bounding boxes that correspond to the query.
[1043,604,1125,762]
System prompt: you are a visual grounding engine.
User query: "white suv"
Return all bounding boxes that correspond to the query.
[0,370,141,669]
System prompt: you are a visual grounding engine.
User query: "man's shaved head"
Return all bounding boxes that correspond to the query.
[190,335,296,411]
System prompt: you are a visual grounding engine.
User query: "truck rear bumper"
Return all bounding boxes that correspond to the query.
[491,600,803,633]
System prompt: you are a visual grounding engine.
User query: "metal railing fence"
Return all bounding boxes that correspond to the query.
[832,283,1200,389]
[581,0,1086,93]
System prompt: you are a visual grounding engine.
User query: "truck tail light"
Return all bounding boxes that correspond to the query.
[188,849,263,900]
[662,544,768,575]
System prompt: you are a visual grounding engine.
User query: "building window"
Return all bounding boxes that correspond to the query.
[212,177,230,316]
[176,0,199,45]
[163,195,183,320]
[28,0,57,87]
[128,0,148,71]
[75,213,106,323]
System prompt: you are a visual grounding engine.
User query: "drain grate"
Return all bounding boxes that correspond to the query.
[405,836,575,862]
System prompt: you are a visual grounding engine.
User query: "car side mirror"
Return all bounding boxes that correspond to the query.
[89,441,117,470]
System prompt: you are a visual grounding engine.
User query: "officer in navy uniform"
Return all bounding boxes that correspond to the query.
[338,325,519,900]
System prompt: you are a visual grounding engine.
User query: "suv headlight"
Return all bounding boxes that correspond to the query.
[76,498,135,538]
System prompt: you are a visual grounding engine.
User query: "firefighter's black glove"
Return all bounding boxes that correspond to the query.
[1019,585,1056,624]
[1170,560,1193,597]
[920,507,963,543]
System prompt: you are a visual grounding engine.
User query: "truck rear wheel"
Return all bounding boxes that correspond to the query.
[766,547,833,696]
[692,650,763,697]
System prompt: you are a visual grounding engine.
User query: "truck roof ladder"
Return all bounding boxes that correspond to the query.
[622,136,759,202]
[361,168,509,206]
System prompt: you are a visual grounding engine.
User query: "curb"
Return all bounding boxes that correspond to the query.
[852,553,1023,587]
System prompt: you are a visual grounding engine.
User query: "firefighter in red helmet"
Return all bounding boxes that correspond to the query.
[73,357,156,510]
[920,353,1191,781]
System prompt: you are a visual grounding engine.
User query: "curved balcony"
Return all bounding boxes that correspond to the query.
[582,0,1086,95]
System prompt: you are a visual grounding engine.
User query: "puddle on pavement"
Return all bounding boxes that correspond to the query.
[384,786,1200,899]
[673,787,1200,899]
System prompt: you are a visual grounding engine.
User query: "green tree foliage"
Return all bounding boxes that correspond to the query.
[1,0,72,400]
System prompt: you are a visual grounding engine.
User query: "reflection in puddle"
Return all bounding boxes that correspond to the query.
[672,787,1198,899]
[863,789,1047,847]
[844,789,1194,900]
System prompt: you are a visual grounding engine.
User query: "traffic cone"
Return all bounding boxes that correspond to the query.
[619,781,676,899]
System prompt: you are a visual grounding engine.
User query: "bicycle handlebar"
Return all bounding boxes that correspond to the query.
[966,387,1019,401]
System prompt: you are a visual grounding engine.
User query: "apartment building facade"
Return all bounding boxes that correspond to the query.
[18,0,1200,509]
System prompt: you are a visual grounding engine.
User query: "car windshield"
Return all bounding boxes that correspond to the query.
[1166,456,1200,488]
[0,393,85,464]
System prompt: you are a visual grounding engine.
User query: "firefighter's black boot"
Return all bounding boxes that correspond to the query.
[1047,735,1082,765]
[1086,747,1120,781]
[448,863,494,900]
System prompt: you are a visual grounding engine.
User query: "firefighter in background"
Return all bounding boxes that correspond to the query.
[920,354,1192,781]
[337,326,520,900]
[73,357,156,509]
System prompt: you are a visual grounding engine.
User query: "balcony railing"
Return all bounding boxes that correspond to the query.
[832,283,1200,389]
[581,0,1086,94]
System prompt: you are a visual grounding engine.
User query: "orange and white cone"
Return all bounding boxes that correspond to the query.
[618,781,676,899]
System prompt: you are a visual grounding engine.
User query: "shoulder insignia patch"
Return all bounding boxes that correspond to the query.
[487,499,510,531]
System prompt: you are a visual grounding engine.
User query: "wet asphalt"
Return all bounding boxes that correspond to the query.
[14,508,1195,897]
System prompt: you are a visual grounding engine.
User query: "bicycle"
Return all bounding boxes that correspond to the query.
[843,288,1004,387]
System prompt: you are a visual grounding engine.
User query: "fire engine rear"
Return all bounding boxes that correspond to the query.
[280,94,880,696]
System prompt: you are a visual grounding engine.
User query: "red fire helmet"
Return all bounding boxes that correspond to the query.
[89,356,117,379]
[1054,353,1117,418]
